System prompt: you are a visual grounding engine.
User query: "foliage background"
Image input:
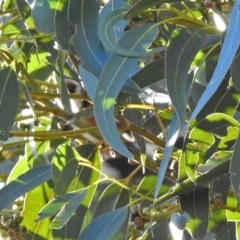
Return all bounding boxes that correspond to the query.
[0,0,240,239]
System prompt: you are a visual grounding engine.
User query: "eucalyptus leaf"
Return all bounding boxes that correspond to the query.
[0,67,19,141]
[94,23,160,158]
[77,207,128,240]
[50,190,87,229]
[166,28,207,128]
[99,9,165,57]
[72,0,109,77]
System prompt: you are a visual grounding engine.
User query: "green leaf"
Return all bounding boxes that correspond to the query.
[166,28,207,128]
[0,165,52,210]
[51,144,80,197]
[94,23,160,158]
[197,151,232,174]
[21,182,53,240]
[50,190,87,229]
[77,207,128,240]
[0,67,19,141]
[99,9,165,57]
[7,155,30,183]
[230,130,240,210]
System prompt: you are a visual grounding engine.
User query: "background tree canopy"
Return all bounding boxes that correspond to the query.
[0,0,239,239]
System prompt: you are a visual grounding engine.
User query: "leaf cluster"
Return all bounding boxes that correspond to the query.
[0,0,239,239]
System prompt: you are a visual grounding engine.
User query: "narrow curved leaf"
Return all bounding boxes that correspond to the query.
[99,9,166,57]
[166,28,207,128]
[77,207,128,240]
[72,0,109,77]
[154,110,180,200]
[94,24,160,158]
[0,67,19,141]
[189,0,240,124]
[99,0,129,41]
[0,165,52,210]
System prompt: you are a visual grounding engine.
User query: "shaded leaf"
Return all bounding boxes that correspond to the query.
[166,28,207,128]
[77,207,128,240]
[0,165,52,210]
[0,67,19,141]
[72,0,109,77]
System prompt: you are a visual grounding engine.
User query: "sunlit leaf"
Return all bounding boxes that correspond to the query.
[21,183,53,240]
